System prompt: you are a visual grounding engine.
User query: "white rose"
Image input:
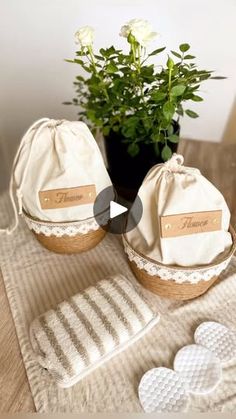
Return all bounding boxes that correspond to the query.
[120,18,157,46]
[75,26,94,47]
[119,24,130,38]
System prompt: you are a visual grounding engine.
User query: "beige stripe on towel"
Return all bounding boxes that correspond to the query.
[110,278,146,326]
[82,290,120,346]
[69,298,105,356]
[96,281,133,336]
[38,316,74,376]
[55,307,90,367]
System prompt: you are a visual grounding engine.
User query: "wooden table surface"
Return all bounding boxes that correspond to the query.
[0,139,235,413]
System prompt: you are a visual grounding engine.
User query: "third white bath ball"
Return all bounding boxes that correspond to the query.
[138,367,188,413]
[174,344,222,395]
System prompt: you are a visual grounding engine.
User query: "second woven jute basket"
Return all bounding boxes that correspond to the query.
[23,210,108,254]
[123,225,236,301]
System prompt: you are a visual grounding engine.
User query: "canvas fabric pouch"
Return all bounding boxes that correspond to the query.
[30,275,159,388]
[126,154,232,267]
[2,118,112,233]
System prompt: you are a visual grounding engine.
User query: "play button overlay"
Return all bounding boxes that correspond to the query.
[93,185,143,235]
[110,201,128,219]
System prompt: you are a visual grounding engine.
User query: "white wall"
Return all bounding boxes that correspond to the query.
[0,0,236,188]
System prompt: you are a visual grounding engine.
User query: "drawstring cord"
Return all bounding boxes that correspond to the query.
[0,117,50,235]
[164,153,184,172]
[163,153,200,185]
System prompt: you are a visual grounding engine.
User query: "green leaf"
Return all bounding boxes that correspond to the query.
[168,125,174,136]
[76,75,85,81]
[171,84,186,96]
[152,91,167,101]
[106,62,118,73]
[122,116,139,138]
[150,132,165,143]
[140,65,154,78]
[168,134,179,143]
[199,74,211,81]
[171,50,182,59]
[210,76,227,79]
[100,48,107,57]
[176,104,184,116]
[94,54,105,61]
[119,66,130,74]
[191,95,203,102]
[163,102,175,120]
[103,126,110,136]
[75,50,86,56]
[151,132,161,142]
[106,46,116,56]
[148,47,166,56]
[73,59,84,65]
[87,109,96,121]
[161,145,172,161]
[184,54,196,60]
[128,143,140,157]
[64,59,76,63]
[142,117,151,131]
[179,43,190,52]
[185,109,199,118]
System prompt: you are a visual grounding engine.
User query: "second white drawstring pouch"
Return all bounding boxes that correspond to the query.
[123,154,236,299]
[126,154,232,267]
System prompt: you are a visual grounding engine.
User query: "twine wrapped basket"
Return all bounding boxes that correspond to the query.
[23,210,108,254]
[123,226,236,300]
[124,154,236,300]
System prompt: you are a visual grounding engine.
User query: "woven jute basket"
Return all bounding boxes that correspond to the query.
[23,210,108,254]
[123,225,236,300]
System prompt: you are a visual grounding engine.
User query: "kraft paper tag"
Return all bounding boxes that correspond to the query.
[39,185,96,210]
[160,210,222,238]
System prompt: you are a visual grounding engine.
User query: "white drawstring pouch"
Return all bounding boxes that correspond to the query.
[123,154,236,299]
[1,118,113,253]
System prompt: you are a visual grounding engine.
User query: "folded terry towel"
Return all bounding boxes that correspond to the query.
[30,275,159,388]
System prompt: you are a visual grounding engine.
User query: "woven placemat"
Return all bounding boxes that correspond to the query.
[0,193,236,413]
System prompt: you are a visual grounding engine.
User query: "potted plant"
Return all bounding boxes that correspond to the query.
[65,19,224,200]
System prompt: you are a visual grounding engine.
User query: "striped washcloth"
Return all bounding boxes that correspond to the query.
[30,275,160,388]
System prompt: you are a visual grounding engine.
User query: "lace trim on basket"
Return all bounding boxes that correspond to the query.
[23,211,109,237]
[123,238,232,284]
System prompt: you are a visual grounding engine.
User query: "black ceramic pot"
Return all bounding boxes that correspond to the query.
[104,120,180,201]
